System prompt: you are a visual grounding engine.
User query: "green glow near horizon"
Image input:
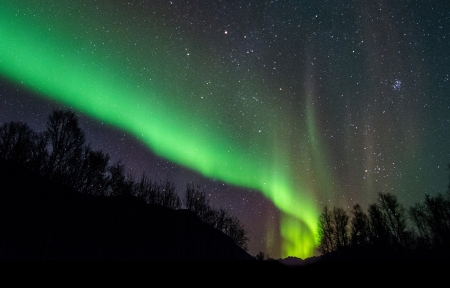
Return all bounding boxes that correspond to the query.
[0,2,336,258]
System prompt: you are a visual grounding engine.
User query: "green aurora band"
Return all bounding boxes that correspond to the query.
[0,2,336,258]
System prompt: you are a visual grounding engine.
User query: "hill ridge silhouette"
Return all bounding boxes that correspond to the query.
[0,159,255,261]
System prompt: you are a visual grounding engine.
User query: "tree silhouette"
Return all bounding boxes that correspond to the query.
[158,179,181,209]
[0,121,48,173]
[409,193,450,251]
[45,109,85,184]
[184,183,213,220]
[131,173,181,209]
[333,207,350,249]
[212,207,229,231]
[317,205,335,254]
[350,204,369,247]
[312,171,450,261]
[378,192,410,248]
[133,172,160,203]
[409,201,432,249]
[28,130,48,174]
[105,160,134,196]
[367,202,389,247]
[183,183,249,251]
[74,145,110,195]
[0,121,35,163]
[224,213,249,251]
[316,205,350,255]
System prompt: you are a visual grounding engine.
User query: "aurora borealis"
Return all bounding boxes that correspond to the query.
[1,1,450,259]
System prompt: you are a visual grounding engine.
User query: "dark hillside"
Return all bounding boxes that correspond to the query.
[0,159,255,262]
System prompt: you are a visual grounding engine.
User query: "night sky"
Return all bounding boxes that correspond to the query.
[1,0,449,260]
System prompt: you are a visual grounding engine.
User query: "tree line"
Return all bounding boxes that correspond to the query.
[0,109,248,251]
[316,183,450,261]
